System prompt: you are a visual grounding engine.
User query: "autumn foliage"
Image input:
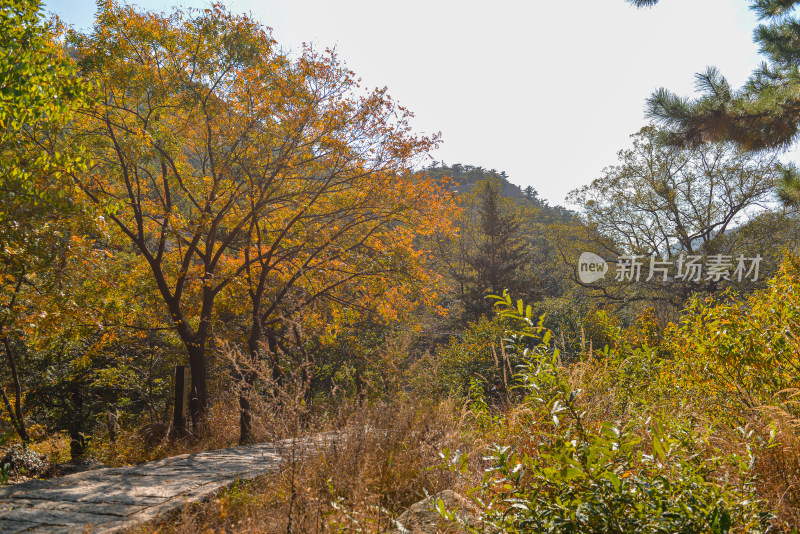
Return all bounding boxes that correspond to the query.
[53,2,456,433]
[6,1,800,532]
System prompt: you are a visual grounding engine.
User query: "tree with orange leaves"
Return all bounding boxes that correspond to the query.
[66,2,455,431]
[233,162,455,442]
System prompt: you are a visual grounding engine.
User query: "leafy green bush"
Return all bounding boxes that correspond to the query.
[435,315,518,397]
[667,258,800,407]
[439,292,770,534]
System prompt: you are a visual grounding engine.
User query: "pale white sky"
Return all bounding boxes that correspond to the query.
[43,0,792,206]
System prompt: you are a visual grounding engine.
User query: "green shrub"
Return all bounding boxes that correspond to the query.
[435,315,517,397]
[438,292,770,534]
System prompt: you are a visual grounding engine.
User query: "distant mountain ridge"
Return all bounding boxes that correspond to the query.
[422,162,575,223]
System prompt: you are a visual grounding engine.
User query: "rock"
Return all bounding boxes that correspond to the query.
[392,490,478,534]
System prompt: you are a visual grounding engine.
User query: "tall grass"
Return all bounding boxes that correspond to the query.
[140,398,464,533]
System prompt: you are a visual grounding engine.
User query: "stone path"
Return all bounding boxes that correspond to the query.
[0,434,333,533]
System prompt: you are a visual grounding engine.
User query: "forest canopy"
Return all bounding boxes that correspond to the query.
[1,1,800,531]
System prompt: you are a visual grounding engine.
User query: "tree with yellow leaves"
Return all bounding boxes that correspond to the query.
[66,2,456,432]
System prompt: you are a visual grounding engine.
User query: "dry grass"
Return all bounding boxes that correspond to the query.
[138,397,466,534]
[93,391,245,467]
[745,403,800,527]
[96,343,339,467]
[41,325,800,532]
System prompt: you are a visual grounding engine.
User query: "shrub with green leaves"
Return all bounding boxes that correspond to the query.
[439,291,770,534]
[435,314,520,397]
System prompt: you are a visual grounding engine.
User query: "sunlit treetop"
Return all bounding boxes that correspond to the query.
[0,0,87,145]
[0,0,90,229]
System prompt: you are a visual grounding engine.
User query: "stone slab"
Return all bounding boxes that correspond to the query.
[0,434,337,533]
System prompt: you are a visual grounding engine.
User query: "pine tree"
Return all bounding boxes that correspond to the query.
[523,185,540,204]
[458,179,534,319]
[627,0,800,204]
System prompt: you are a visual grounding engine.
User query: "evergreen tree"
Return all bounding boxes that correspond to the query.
[627,0,800,203]
[475,181,530,296]
[454,178,536,319]
[423,163,576,320]
[523,185,540,204]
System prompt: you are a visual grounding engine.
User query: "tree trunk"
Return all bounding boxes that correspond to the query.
[355,367,366,407]
[186,341,208,434]
[267,331,281,385]
[1,336,30,445]
[69,382,85,460]
[238,390,253,445]
[239,329,261,445]
[0,385,27,446]
[106,406,118,444]
[160,288,211,436]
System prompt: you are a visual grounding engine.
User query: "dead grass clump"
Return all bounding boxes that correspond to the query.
[145,397,466,534]
[97,390,243,466]
[745,404,800,527]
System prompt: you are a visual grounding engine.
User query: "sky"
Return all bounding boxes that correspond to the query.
[42,0,786,206]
